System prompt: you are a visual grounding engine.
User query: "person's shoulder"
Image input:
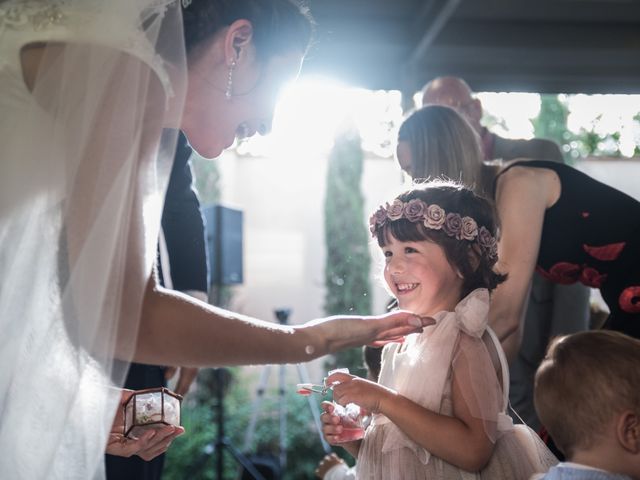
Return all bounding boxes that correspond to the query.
[494,134,563,163]
[496,159,542,184]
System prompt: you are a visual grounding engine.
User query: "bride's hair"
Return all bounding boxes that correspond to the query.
[181,0,315,61]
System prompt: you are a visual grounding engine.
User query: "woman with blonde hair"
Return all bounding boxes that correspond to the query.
[396,105,640,362]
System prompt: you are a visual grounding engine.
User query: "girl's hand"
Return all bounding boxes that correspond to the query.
[320,401,345,445]
[327,372,396,415]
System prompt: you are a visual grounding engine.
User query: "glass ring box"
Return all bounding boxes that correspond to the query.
[123,387,183,438]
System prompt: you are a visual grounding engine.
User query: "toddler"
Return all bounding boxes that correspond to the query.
[533,330,640,480]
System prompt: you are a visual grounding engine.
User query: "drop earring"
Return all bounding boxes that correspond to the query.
[225,59,236,100]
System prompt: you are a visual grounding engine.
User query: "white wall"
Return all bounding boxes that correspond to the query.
[215,151,404,325]
[576,157,640,201]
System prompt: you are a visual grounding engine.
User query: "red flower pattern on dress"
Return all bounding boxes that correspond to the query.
[619,287,640,314]
[579,267,608,288]
[537,262,607,288]
[582,242,626,261]
[536,262,581,285]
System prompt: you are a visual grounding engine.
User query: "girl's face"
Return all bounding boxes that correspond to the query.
[382,235,464,316]
[183,47,303,159]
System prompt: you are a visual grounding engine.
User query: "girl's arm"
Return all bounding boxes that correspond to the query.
[383,389,492,471]
[489,164,556,362]
[135,276,432,367]
[328,357,497,472]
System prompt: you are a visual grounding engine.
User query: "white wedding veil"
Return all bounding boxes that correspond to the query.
[0,1,186,478]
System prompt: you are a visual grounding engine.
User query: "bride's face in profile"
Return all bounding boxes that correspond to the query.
[182,23,303,159]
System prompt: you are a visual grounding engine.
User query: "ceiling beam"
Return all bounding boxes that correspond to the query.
[408,0,462,66]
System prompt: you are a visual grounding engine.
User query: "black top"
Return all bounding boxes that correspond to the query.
[157,131,208,292]
[496,160,640,337]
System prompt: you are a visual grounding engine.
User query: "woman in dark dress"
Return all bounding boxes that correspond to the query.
[395,105,640,361]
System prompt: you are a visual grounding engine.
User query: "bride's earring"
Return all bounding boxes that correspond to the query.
[225,59,236,100]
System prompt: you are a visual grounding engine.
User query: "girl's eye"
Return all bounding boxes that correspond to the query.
[383,250,392,258]
[404,246,418,254]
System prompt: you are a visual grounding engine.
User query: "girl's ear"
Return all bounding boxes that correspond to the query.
[468,244,482,271]
[617,410,640,454]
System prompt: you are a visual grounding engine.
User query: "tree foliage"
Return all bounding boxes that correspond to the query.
[532,94,632,161]
[323,126,372,375]
[164,368,330,479]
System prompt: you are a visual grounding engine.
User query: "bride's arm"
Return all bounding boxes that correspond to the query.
[135,275,430,367]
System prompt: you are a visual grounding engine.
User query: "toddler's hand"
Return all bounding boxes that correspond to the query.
[314,452,347,478]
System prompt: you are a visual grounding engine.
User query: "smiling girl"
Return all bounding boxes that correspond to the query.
[321,181,558,479]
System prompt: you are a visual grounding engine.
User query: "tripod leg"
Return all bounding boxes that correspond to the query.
[242,366,271,451]
[278,364,287,470]
[296,363,332,453]
[222,439,267,480]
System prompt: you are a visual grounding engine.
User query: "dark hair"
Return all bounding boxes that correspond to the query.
[182,0,314,61]
[398,106,496,198]
[375,181,506,299]
[363,345,383,381]
[534,330,640,457]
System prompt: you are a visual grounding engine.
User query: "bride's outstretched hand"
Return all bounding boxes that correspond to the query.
[312,310,435,354]
[368,310,435,347]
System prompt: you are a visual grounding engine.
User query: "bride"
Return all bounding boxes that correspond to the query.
[0,1,433,478]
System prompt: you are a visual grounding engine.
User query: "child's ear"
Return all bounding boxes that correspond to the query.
[616,410,640,453]
[468,244,482,271]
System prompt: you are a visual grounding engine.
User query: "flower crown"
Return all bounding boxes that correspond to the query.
[369,198,498,262]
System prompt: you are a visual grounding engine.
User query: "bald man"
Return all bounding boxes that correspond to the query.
[422,76,591,433]
[422,76,565,163]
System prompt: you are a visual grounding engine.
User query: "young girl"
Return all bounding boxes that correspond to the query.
[321,181,558,479]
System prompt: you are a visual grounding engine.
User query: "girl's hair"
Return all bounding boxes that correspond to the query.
[374,181,507,298]
[398,105,497,197]
[181,0,314,61]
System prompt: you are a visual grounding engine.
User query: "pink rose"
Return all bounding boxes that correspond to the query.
[424,204,445,230]
[386,199,405,221]
[442,213,462,238]
[403,199,426,223]
[369,206,387,235]
[460,216,478,241]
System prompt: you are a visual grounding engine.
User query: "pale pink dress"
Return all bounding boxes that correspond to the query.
[356,289,558,479]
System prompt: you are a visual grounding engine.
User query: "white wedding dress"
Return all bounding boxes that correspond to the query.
[0,1,185,478]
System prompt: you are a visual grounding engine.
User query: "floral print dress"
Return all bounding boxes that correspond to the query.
[496,160,640,339]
